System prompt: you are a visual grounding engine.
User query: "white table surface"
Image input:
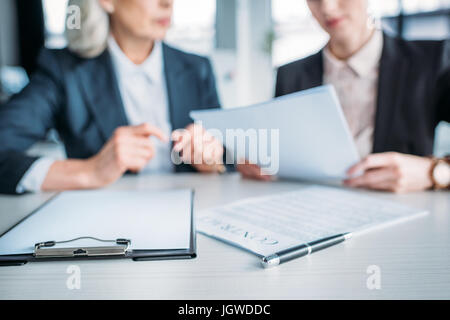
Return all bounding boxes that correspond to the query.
[0,173,449,300]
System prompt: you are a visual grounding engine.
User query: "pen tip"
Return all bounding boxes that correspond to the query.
[261,254,280,268]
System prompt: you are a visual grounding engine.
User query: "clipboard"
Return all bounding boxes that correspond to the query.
[0,189,197,266]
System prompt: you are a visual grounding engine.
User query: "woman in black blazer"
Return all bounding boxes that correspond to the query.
[240,0,450,192]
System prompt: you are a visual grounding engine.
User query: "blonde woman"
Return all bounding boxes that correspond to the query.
[0,0,225,195]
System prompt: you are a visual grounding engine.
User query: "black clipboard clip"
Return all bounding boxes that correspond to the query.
[34,237,131,258]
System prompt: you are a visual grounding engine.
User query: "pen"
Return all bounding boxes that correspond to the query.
[261,233,352,268]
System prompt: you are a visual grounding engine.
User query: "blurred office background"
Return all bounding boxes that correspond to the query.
[0,0,449,158]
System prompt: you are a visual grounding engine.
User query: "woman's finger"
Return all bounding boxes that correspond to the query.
[344,167,398,189]
[128,136,155,152]
[202,141,223,165]
[120,144,155,163]
[132,123,168,142]
[347,152,398,176]
[172,131,191,153]
[237,164,273,181]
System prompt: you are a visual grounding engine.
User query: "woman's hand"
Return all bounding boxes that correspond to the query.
[236,161,276,182]
[344,152,434,193]
[42,123,168,191]
[86,123,168,187]
[172,123,225,173]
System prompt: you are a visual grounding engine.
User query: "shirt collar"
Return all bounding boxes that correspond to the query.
[107,35,164,84]
[323,29,383,77]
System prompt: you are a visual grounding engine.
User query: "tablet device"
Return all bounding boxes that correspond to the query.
[190,85,360,181]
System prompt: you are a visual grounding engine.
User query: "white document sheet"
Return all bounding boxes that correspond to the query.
[197,186,427,257]
[0,189,193,255]
[190,85,360,181]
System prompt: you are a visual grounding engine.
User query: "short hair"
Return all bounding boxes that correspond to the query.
[65,0,109,58]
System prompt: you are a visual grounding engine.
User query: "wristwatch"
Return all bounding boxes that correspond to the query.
[430,156,450,190]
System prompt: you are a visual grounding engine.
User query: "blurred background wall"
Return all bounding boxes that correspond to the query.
[0,0,449,156]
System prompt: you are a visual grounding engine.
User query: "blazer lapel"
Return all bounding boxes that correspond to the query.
[163,44,198,130]
[304,50,324,89]
[75,50,128,142]
[373,35,409,153]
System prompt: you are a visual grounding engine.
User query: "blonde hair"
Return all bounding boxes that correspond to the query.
[65,0,109,58]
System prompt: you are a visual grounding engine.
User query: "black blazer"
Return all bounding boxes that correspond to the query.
[0,44,220,194]
[275,33,450,157]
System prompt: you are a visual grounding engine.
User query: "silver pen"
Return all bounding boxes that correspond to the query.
[261,233,353,268]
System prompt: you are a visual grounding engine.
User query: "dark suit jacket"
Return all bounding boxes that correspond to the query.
[275,33,450,157]
[0,44,220,194]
